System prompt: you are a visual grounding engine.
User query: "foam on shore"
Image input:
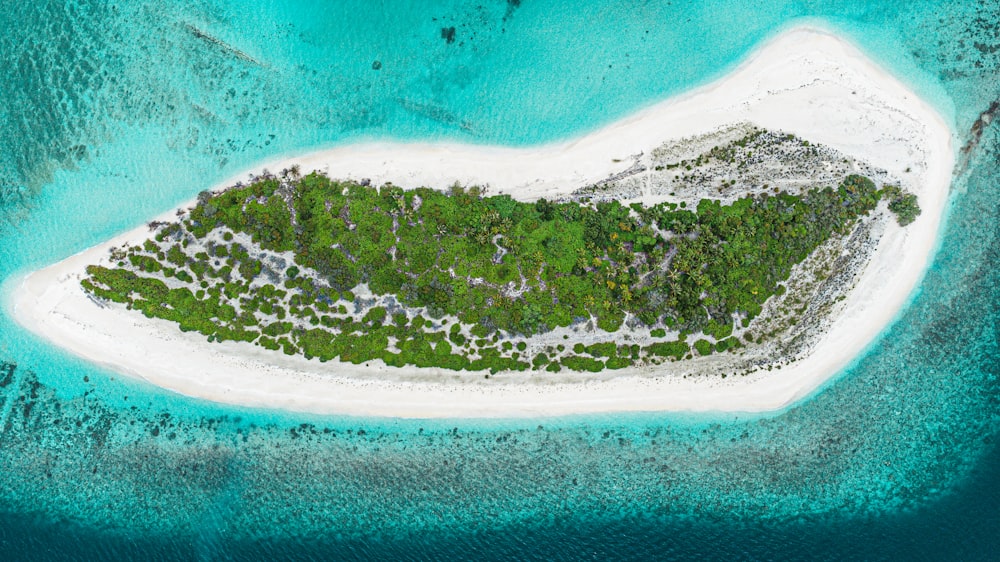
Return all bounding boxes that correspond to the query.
[5,26,954,419]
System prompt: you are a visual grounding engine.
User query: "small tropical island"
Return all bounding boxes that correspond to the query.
[7,27,953,417]
[80,141,919,374]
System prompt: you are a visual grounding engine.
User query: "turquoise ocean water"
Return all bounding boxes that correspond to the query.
[0,1,998,559]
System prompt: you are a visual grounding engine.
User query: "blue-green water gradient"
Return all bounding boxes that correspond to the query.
[0,0,998,558]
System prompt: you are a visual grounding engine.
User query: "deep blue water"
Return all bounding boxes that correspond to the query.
[0,1,998,559]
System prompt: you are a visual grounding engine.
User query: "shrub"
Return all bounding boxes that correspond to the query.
[888,192,921,226]
[646,341,689,360]
[693,339,713,356]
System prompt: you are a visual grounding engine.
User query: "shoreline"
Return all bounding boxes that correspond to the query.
[6,26,954,419]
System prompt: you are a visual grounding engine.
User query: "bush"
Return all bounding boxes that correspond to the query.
[704,319,733,340]
[646,341,689,359]
[887,192,921,226]
[561,355,604,372]
[693,339,713,356]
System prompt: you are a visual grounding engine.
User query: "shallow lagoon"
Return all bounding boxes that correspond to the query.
[1,0,999,558]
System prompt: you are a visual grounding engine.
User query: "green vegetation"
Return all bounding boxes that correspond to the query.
[881,184,921,226]
[693,339,714,356]
[81,169,899,374]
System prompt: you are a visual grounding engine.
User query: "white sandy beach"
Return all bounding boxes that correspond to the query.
[6,26,954,418]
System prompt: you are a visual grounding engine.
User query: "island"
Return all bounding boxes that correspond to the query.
[6,27,953,418]
[80,157,915,374]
